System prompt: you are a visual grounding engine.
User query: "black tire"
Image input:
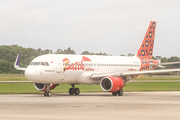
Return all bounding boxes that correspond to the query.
[69,88,74,95]
[74,88,80,95]
[117,89,123,96]
[112,92,117,96]
[47,92,51,97]
[44,92,47,97]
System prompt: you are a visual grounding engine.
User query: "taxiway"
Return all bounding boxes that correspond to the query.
[0,92,180,120]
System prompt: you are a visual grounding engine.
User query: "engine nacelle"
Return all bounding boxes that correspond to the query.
[34,83,58,91]
[100,77,124,92]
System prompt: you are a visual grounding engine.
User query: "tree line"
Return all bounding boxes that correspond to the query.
[0,45,180,74]
[0,45,108,74]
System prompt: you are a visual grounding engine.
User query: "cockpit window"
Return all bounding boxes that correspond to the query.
[45,62,49,66]
[33,62,40,65]
[29,62,33,66]
[41,62,45,66]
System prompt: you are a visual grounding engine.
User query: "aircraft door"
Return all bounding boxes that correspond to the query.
[53,57,64,81]
[53,57,63,73]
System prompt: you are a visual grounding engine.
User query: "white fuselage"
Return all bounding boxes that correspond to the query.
[25,54,141,84]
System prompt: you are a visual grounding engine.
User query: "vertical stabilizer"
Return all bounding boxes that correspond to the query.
[137,21,156,59]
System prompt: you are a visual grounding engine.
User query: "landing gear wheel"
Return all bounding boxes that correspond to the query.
[44,83,52,97]
[44,91,51,97]
[117,89,123,96]
[44,92,47,97]
[69,84,81,96]
[47,92,51,97]
[69,88,74,95]
[74,88,80,95]
[112,92,117,96]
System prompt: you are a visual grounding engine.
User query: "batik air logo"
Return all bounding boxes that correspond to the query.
[63,56,94,73]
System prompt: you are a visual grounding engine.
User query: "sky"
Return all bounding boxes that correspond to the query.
[0,0,180,57]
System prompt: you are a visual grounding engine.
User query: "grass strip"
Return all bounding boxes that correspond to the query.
[123,82,180,91]
[1,82,180,94]
[0,74,28,81]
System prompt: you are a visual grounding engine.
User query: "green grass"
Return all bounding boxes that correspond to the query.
[1,82,180,94]
[0,83,103,94]
[1,74,180,94]
[0,74,28,81]
[124,82,180,91]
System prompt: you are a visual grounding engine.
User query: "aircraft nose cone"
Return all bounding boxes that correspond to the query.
[25,68,37,81]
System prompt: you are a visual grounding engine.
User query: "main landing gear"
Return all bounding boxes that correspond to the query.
[69,84,80,95]
[112,89,123,96]
[44,84,51,97]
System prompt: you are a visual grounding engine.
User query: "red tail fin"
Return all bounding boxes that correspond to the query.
[137,21,156,59]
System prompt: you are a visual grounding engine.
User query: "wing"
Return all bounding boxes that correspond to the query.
[150,62,180,66]
[91,69,180,81]
[91,72,122,80]
[14,53,27,71]
[150,62,180,69]
[91,61,180,80]
[121,69,180,76]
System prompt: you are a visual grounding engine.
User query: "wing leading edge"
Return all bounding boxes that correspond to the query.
[150,62,180,66]
[91,69,180,80]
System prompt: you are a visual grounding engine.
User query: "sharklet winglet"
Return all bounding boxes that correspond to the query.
[16,53,20,66]
[14,53,26,71]
[14,53,20,67]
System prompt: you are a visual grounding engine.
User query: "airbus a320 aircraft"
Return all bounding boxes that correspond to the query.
[14,21,180,97]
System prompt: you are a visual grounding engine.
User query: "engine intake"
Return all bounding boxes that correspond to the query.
[100,77,124,92]
[34,83,58,91]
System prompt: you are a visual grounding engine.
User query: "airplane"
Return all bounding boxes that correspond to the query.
[14,21,180,97]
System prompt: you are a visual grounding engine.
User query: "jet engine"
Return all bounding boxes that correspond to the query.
[34,83,58,91]
[100,77,124,92]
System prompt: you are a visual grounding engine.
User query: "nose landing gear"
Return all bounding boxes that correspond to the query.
[69,84,80,95]
[44,84,51,97]
[44,91,51,97]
